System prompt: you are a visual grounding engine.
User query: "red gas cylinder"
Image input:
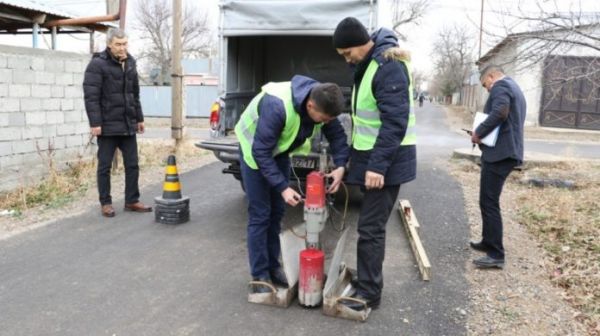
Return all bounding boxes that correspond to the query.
[305,171,325,209]
[298,248,324,307]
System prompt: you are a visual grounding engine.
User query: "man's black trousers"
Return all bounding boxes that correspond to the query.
[479,158,518,260]
[356,185,400,300]
[97,135,140,206]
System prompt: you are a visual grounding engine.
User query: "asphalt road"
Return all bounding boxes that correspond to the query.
[0,102,489,335]
[525,139,600,159]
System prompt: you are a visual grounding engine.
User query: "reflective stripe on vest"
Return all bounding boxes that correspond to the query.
[351,58,416,150]
[234,82,317,169]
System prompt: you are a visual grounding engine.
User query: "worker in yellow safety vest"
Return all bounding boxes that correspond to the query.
[333,17,417,310]
[235,75,349,294]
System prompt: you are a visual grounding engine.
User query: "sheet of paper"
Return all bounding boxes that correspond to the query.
[473,112,499,147]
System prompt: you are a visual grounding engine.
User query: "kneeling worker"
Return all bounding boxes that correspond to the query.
[236,75,349,293]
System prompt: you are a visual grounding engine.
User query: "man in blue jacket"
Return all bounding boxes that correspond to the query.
[470,65,526,269]
[235,75,349,293]
[333,17,417,310]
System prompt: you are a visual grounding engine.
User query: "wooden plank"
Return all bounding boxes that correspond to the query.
[398,199,431,281]
[399,199,420,228]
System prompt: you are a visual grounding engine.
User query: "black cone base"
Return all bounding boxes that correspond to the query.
[154,196,190,225]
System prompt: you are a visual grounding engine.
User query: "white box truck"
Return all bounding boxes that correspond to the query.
[197,0,392,186]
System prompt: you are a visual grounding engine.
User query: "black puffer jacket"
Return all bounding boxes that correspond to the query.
[83,49,143,136]
[345,28,417,186]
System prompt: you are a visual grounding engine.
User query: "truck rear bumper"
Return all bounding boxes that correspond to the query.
[196,138,321,183]
[196,139,240,163]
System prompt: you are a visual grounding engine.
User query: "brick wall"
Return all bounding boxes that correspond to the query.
[0,45,95,192]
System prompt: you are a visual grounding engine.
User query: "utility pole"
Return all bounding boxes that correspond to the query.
[171,0,184,144]
[479,0,484,59]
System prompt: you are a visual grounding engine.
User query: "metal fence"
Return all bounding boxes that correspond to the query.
[140,85,219,118]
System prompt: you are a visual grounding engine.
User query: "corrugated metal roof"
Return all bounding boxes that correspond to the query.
[0,0,79,19]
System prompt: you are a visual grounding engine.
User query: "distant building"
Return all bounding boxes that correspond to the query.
[182,58,219,86]
[139,58,220,118]
[471,24,600,130]
[145,58,219,86]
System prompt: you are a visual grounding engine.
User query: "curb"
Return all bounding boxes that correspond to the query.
[452,147,575,168]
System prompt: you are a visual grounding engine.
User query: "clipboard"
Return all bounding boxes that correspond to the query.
[472,112,499,147]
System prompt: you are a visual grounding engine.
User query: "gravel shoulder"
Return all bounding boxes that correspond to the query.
[450,160,590,336]
[443,104,598,335]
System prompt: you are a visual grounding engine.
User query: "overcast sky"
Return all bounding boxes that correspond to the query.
[1,0,598,80]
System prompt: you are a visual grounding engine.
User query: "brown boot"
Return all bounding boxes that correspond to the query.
[101,204,115,217]
[124,202,152,212]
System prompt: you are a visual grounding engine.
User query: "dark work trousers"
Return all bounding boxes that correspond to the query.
[479,158,518,260]
[239,153,290,279]
[356,185,401,300]
[96,135,140,206]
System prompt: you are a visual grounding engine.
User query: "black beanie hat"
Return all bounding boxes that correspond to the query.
[333,17,370,49]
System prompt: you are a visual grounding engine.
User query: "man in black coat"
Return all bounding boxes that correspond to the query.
[83,28,152,217]
[470,64,526,268]
[333,17,417,310]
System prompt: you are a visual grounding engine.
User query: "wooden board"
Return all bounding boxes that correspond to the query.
[398,199,431,281]
[399,199,420,228]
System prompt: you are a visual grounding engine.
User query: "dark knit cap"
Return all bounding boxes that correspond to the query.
[333,17,370,48]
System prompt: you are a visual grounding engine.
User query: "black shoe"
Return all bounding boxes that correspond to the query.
[269,268,289,288]
[339,292,381,311]
[473,256,505,269]
[469,240,490,252]
[249,277,274,294]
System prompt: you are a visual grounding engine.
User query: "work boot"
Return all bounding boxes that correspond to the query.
[339,292,380,311]
[269,268,289,288]
[124,202,152,212]
[101,204,115,218]
[249,277,274,294]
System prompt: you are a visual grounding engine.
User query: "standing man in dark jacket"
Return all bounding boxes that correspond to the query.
[333,17,417,310]
[235,75,349,294]
[83,28,152,217]
[470,65,526,269]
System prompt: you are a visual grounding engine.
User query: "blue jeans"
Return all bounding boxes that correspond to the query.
[240,154,290,279]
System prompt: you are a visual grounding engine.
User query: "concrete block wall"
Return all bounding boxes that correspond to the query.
[0,45,95,193]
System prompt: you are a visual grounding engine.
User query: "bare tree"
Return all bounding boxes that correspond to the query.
[134,0,213,85]
[391,0,431,40]
[411,68,427,94]
[430,25,475,97]
[481,1,600,108]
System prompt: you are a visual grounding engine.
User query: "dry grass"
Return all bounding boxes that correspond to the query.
[0,148,95,214]
[515,161,600,332]
[445,105,474,130]
[0,138,209,215]
[450,158,598,335]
